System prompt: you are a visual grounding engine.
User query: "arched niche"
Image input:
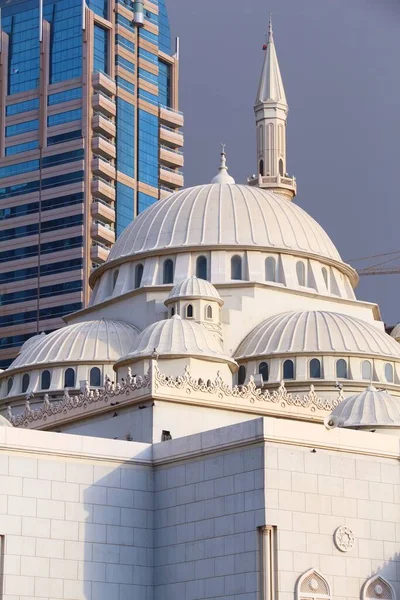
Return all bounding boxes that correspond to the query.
[362,575,396,600]
[296,569,331,600]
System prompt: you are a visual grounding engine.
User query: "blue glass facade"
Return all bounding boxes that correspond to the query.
[158,61,172,107]
[116,98,135,177]
[94,24,109,74]
[158,0,172,54]
[116,183,134,236]
[138,109,158,188]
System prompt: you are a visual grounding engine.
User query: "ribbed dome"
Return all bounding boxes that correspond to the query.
[235,311,400,359]
[166,276,223,305]
[331,385,400,429]
[7,320,140,371]
[106,184,342,264]
[390,324,400,342]
[120,315,235,367]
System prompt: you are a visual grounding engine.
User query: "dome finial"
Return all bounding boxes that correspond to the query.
[211,144,235,184]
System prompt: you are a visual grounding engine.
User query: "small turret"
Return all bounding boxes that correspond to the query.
[133,1,144,27]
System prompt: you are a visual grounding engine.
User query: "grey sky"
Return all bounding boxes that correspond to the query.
[167,0,400,325]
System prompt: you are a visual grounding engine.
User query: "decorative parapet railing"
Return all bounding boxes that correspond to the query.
[4,361,345,429]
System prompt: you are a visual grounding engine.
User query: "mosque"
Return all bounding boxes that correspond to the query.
[0,20,399,600]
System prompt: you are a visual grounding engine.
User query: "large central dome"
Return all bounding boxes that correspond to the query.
[106,184,342,264]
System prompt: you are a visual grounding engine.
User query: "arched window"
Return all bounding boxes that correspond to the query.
[163,259,174,284]
[112,270,119,291]
[206,305,212,319]
[7,377,13,395]
[296,262,306,286]
[336,359,348,379]
[238,365,246,386]
[362,360,372,381]
[385,363,394,383]
[283,359,294,380]
[265,257,276,282]
[171,306,175,317]
[362,575,395,600]
[309,358,322,378]
[322,267,329,289]
[279,158,284,176]
[196,256,207,280]
[41,370,51,390]
[186,304,193,318]
[135,263,144,289]
[22,373,30,393]
[90,367,101,387]
[296,569,331,600]
[259,159,264,176]
[231,255,242,280]
[259,362,269,382]
[64,368,75,388]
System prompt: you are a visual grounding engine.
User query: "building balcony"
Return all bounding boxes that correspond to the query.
[91,243,110,264]
[92,71,116,96]
[91,221,115,245]
[92,112,116,138]
[160,105,184,128]
[160,126,184,149]
[91,156,116,179]
[91,176,116,202]
[92,134,116,160]
[159,166,184,189]
[91,199,115,224]
[248,173,297,196]
[160,145,184,168]
[160,186,173,200]
[92,92,116,118]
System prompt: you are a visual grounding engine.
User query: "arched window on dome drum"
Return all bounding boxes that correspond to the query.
[206,305,213,319]
[362,360,372,381]
[186,304,194,318]
[322,267,329,289]
[135,264,144,289]
[163,259,174,284]
[259,362,269,383]
[238,365,246,386]
[279,158,284,176]
[385,363,394,383]
[64,368,75,388]
[309,358,322,379]
[231,255,242,280]
[336,359,348,379]
[7,377,13,395]
[296,569,331,600]
[112,270,119,291]
[265,257,276,282]
[196,256,207,280]
[283,359,294,380]
[259,159,264,176]
[22,373,30,394]
[296,261,306,286]
[90,367,101,387]
[41,370,51,390]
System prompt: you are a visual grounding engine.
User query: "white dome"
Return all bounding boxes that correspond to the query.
[0,414,12,427]
[166,276,223,305]
[331,385,400,429]
[390,324,400,341]
[119,315,236,367]
[106,184,343,264]
[235,311,400,359]
[7,320,140,371]
[18,332,47,354]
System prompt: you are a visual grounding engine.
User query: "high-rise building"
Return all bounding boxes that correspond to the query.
[0,0,184,369]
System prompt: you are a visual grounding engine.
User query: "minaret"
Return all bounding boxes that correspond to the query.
[249,18,296,199]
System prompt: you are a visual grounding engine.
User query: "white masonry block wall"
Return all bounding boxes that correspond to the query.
[0,427,153,600]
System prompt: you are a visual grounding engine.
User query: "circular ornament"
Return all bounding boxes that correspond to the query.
[334,526,355,552]
[374,584,383,596]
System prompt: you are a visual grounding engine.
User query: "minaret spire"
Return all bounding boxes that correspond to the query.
[250,16,296,199]
[211,144,235,184]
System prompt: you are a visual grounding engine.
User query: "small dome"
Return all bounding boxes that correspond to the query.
[18,332,47,354]
[330,385,400,429]
[166,276,223,305]
[0,414,12,427]
[119,315,236,368]
[104,185,344,266]
[235,311,400,360]
[390,323,400,341]
[6,320,140,372]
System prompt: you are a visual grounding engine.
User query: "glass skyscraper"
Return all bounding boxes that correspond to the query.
[0,0,184,368]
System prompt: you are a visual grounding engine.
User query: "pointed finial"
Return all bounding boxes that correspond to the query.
[211,145,235,185]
